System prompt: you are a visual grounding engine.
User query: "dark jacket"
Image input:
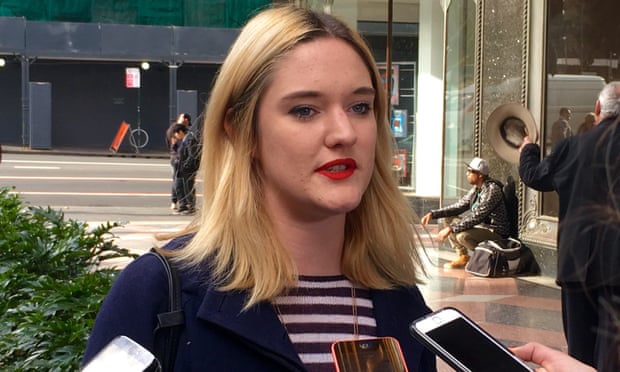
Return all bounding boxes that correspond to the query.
[83,238,436,371]
[175,132,201,178]
[431,178,511,238]
[519,116,620,286]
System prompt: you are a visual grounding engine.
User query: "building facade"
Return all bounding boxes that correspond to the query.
[1,0,619,276]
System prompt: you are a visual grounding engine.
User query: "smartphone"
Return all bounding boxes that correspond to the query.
[410,307,533,372]
[82,335,161,372]
[331,337,409,372]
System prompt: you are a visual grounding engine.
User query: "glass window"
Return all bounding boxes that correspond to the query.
[543,0,616,216]
[363,28,419,191]
[443,0,476,200]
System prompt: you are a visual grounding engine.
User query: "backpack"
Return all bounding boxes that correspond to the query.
[502,175,519,238]
[490,175,519,238]
[179,132,201,176]
[148,249,184,372]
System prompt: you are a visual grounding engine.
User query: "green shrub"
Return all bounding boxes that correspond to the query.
[0,187,137,371]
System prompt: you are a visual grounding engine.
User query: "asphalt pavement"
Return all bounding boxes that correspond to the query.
[1,144,169,159]
[1,144,190,270]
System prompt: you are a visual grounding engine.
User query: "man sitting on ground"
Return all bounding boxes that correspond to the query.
[420,157,511,269]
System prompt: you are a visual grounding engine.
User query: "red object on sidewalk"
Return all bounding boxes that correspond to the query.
[110,121,130,153]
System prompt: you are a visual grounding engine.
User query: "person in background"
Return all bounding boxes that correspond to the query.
[170,123,189,214]
[420,157,510,269]
[550,107,572,148]
[577,112,597,134]
[165,114,192,211]
[82,6,435,371]
[519,81,620,370]
[176,113,191,127]
[165,121,181,210]
[173,123,199,215]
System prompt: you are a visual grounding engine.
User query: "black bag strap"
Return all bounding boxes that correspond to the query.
[149,248,184,372]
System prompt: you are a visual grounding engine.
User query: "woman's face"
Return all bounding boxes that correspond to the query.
[256,37,377,221]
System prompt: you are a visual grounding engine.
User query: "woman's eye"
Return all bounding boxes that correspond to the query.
[351,102,371,114]
[290,106,316,119]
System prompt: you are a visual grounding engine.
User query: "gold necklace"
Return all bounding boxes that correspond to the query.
[273,283,359,339]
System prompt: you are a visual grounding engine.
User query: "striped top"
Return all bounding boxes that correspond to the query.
[272,275,377,372]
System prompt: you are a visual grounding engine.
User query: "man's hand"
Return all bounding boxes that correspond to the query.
[420,212,433,225]
[437,226,451,242]
[519,135,532,153]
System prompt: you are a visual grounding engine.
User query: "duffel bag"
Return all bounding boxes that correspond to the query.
[465,238,539,277]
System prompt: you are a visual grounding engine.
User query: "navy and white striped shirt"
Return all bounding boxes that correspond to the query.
[272,275,377,372]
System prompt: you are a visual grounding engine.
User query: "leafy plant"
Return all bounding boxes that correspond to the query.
[0,187,137,371]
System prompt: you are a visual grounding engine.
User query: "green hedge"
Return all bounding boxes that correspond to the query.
[0,187,137,371]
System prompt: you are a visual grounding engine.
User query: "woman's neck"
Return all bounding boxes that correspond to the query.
[271,213,346,276]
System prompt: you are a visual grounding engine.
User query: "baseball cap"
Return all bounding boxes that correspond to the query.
[465,157,489,175]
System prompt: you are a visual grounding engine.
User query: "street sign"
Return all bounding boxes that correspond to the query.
[125,68,140,88]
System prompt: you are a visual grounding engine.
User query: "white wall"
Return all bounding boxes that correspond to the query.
[414,0,445,197]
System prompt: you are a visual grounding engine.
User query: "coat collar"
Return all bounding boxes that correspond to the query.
[196,288,305,370]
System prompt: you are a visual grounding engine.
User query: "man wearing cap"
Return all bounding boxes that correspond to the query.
[421,157,511,269]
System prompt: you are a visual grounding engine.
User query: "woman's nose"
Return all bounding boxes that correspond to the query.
[324,109,357,147]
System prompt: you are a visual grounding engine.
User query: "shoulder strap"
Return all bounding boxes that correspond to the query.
[149,248,185,372]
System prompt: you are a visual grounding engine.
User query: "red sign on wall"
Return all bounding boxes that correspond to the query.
[125,68,140,88]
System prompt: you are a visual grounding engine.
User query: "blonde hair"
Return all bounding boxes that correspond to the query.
[167,5,425,307]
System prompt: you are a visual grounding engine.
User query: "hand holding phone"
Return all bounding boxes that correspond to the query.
[410,307,533,372]
[331,337,408,372]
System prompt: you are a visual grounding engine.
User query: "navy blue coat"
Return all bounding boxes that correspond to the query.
[83,238,437,371]
[519,117,620,286]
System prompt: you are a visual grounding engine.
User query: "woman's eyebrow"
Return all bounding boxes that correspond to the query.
[281,86,375,101]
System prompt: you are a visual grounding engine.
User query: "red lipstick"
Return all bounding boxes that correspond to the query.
[316,158,357,180]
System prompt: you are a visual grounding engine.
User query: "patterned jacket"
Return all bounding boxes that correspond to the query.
[430,178,511,238]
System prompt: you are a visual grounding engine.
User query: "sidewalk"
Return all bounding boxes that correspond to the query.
[414,227,563,371]
[1,144,169,159]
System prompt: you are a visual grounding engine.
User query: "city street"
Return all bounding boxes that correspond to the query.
[0,152,194,267]
[0,151,565,372]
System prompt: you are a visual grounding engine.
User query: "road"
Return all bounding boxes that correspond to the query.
[0,152,194,267]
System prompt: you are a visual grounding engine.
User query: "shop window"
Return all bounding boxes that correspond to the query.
[543,0,618,217]
[442,0,476,200]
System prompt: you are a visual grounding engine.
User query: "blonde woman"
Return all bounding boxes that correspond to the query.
[84,6,435,371]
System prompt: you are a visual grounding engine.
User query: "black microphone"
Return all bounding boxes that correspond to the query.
[82,335,161,372]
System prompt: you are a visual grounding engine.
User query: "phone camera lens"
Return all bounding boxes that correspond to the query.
[359,341,371,350]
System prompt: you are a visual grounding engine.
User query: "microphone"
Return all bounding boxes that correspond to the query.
[82,335,161,372]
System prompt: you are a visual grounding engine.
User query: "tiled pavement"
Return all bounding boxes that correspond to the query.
[415,226,565,371]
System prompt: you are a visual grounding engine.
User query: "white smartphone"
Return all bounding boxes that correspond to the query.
[81,335,160,372]
[331,337,409,372]
[410,307,533,372]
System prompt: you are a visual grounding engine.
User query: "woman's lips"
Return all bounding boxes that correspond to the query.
[316,158,357,180]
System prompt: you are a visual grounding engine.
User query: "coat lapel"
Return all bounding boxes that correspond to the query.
[196,288,306,370]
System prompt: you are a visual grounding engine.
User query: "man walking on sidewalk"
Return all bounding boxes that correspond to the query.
[420,157,511,269]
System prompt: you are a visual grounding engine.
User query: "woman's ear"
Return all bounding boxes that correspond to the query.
[224,108,235,140]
